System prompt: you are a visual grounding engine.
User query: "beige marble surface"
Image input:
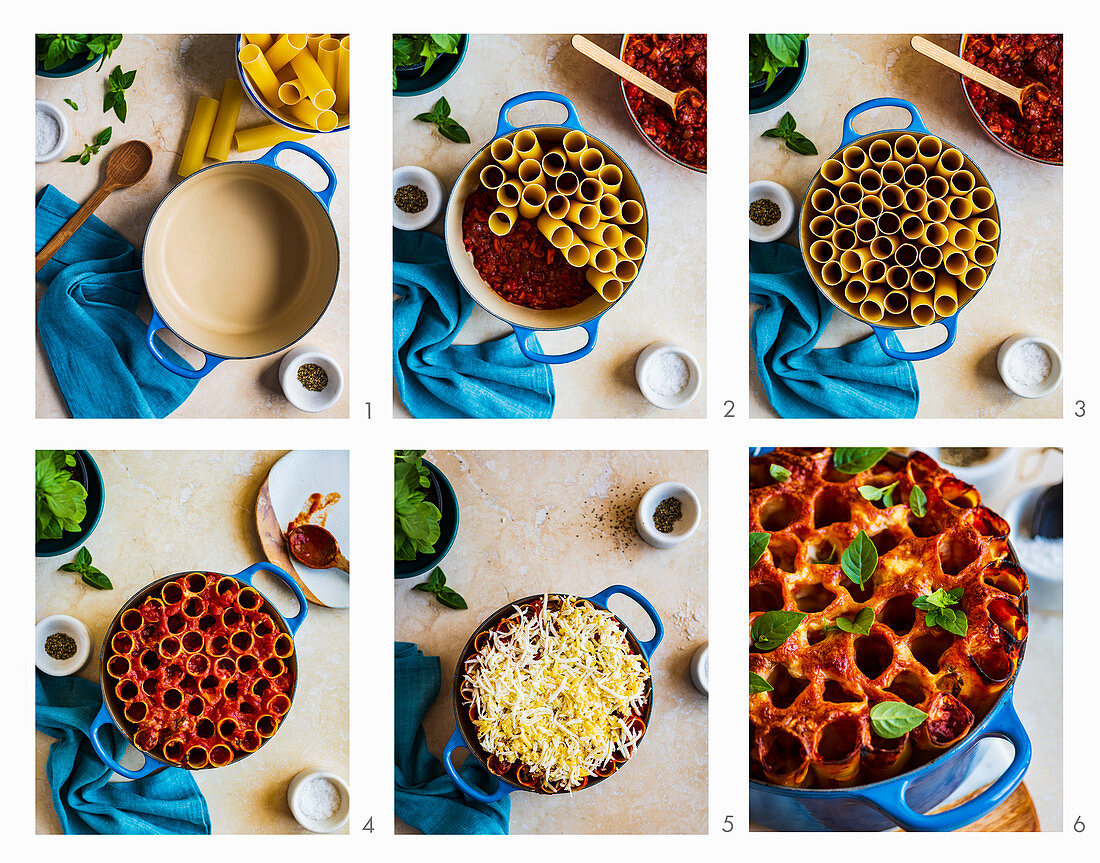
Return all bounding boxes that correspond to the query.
[749,34,1062,418]
[35,451,349,834]
[36,35,350,418]
[393,34,706,418]
[394,450,708,833]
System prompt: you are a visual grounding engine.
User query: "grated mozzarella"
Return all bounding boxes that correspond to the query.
[463,594,650,791]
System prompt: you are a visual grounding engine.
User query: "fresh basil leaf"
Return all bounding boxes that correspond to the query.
[833,447,890,474]
[853,606,875,633]
[122,69,136,88]
[749,532,771,568]
[433,96,451,118]
[64,98,78,110]
[75,546,92,568]
[777,111,796,134]
[841,530,878,587]
[427,566,446,589]
[58,562,84,573]
[751,610,806,651]
[414,111,440,123]
[412,582,435,592]
[765,35,806,68]
[937,606,968,637]
[910,485,927,517]
[914,588,961,611]
[82,571,113,590]
[760,128,786,138]
[858,484,886,501]
[870,701,928,738]
[113,96,127,123]
[750,671,774,694]
[834,616,857,634]
[785,133,819,156]
[945,587,964,603]
[769,464,791,482]
[80,152,91,165]
[61,154,80,162]
[882,486,895,508]
[94,127,112,146]
[438,120,470,144]
[436,588,468,610]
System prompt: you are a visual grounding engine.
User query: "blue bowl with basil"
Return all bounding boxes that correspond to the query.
[394,35,469,98]
[750,40,809,115]
[395,459,459,579]
[35,450,106,558]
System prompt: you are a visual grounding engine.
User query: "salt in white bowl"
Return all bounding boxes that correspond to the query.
[997,333,1062,398]
[635,340,701,410]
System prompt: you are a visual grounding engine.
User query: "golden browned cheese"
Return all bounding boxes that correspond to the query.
[749,448,1027,788]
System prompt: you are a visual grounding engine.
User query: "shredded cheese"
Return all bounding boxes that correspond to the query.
[463,594,650,791]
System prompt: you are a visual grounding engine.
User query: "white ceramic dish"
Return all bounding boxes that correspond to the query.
[690,643,709,695]
[35,100,71,163]
[279,345,343,413]
[393,166,444,230]
[35,614,92,676]
[997,333,1062,398]
[1001,484,1063,612]
[267,450,350,608]
[634,340,702,410]
[925,447,1016,493]
[635,480,701,549]
[287,767,350,833]
[749,180,796,242]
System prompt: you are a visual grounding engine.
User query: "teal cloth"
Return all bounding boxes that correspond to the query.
[35,671,211,835]
[393,229,554,419]
[394,642,510,835]
[35,185,199,418]
[750,240,919,418]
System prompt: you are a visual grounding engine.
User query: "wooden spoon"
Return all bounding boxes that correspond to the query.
[910,36,1049,116]
[35,140,153,273]
[286,523,350,573]
[571,34,703,123]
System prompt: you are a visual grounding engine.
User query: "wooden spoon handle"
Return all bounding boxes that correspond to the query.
[35,181,118,273]
[910,35,1022,102]
[334,552,350,573]
[571,34,676,106]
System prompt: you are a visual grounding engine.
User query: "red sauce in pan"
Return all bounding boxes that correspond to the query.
[461,187,592,311]
[962,34,1062,163]
[622,34,707,169]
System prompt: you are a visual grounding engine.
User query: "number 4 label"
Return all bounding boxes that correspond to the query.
[362,816,374,832]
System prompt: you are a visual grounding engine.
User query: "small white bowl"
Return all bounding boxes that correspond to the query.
[635,480,701,549]
[690,643,709,695]
[997,333,1062,398]
[36,100,72,164]
[35,614,92,676]
[279,345,344,413]
[287,767,350,833]
[635,340,702,410]
[749,180,796,242]
[393,166,444,230]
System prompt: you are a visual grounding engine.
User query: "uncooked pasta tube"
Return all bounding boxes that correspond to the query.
[541,147,567,179]
[944,219,976,250]
[544,193,570,220]
[922,223,948,249]
[497,180,522,208]
[518,183,547,219]
[855,217,877,245]
[317,38,340,90]
[876,211,900,236]
[924,175,950,200]
[840,247,873,274]
[489,206,517,236]
[244,33,274,51]
[868,139,892,165]
[514,129,543,163]
[334,36,350,114]
[579,147,604,178]
[839,181,863,206]
[289,48,336,109]
[809,240,835,264]
[563,130,588,168]
[933,272,959,316]
[949,170,975,195]
[893,134,918,166]
[811,188,837,214]
[911,268,936,292]
[880,184,904,210]
[178,96,219,178]
[277,79,305,105]
[555,171,579,197]
[886,265,910,290]
[265,33,307,73]
[862,259,887,284]
[613,200,644,226]
[206,78,244,162]
[617,229,645,260]
[564,241,589,267]
[597,193,621,220]
[884,290,909,314]
[614,257,638,282]
[491,138,521,171]
[916,135,942,170]
[881,159,904,186]
[289,99,337,131]
[586,269,624,302]
[844,277,870,303]
[518,158,545,187]
[903,187,927,214]
[234,122,312,152]
[537,213,575,249]
[901,214,924,240]
[861,286,887,322]
[479,164,506,190]
[597,164,622,195]
[832,228,857,251]
[577,177,603,203]
[968,186,995,213]
[934,147,964,178]
[859,168,882,195]
[582,241,617,272]
[822,158,855,186]
[239,43,281,106]
[962,265,987,290]
[306,34,329,53]
[919,243,944,269]
[574,221,621,248]
[842,145,868,173]
[965,217,999,242]
[895,242,919,268]
[809,215,834,238]
[922,197,949,224]
[859,194,883,220]
[947,195,973,220]
[942,245,969,276]
[903,163,927,188]
[968,242,997,266]
[564,200,599,230]
[910,292,935,325]
[834,204,859,227]
[820,260,845,286]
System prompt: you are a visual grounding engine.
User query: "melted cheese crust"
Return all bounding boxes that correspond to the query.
[463,595,650,792]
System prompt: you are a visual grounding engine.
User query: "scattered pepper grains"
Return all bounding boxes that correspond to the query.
[395,184,428,214]
[44,632,77,661]
[653,496,683,533]
[749,197,781,226]
[297,363,328,392]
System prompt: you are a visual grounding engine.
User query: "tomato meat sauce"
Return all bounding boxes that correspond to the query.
[622,34,706,169]
[962,34,1062,163]
[462,187,593,310]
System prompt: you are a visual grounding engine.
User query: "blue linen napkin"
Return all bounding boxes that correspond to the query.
[35,185,199,418]
[393,229,554,419]
[35,671,211,835]
[394,642,510,835]
[750,240,919,419]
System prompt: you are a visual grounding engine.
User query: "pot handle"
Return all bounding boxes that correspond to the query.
[871,314,957,361]
[252,141,338,209]
[495,90,585,138]
[442,725,513,803]
[145,308,225,379]
[585,584,664,658]
[512,317,600,365]
[840,97,929,148]
[89,702,164,779]
[853,698,1031,831]
[234,561,309,635]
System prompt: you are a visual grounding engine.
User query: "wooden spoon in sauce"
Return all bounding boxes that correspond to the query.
[571,35,704,124]
[910,36,1051,118]
[35,140,153,273]
[287,523,350,573]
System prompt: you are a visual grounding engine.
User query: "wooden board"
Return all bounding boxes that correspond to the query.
[910,782,1039,832]
[255,476,329,607]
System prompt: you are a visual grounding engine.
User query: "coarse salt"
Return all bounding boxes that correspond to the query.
[297,776,341,823]
[646,351,689,398]
[36,108,61,157]
[1007,342,1052,387]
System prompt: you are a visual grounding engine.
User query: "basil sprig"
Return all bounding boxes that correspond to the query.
[413,566,467,609]
[913,587,967,636]
[858,480,899,508]
[761,111,817,155]
[750,671,774,694]
[840,530,878,587]
[751,610,806,651]
[768,464,791,482]
[63,126,112,164]
[750,531,771,568]
[58,546,112,590]
[63,98,78,110]
[415,96,470,144]
[103,65,136,122]
[910,485,928,517]
[870,701,928,738]
[833,447,889,474]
